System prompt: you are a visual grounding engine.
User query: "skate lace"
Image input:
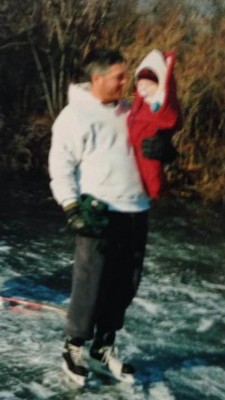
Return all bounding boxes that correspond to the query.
[101,346,119,365]
[69,345,86,367]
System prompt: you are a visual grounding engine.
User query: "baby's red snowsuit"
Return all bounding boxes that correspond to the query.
[128,51,182,199]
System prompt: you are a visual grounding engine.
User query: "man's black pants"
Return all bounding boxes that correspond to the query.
[66,211,148,340]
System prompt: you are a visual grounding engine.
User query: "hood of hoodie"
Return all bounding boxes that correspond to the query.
[67,82,129,120]
[68,82,96,106]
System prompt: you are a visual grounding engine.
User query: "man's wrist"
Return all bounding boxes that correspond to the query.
[63,202,79,213]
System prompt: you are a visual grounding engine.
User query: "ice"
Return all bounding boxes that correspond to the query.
[166,366,225,399]
[0,246,11,253]
[1,200,225,399]
[197,318,214,332]
[23,252,43,260]
[0,392,20,400]
[133,297,159,315]
[24,382,56,399]
[203,281,225,291]
[149,382,175,400]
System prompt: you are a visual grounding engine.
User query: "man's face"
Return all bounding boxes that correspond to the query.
[92,63,127,103]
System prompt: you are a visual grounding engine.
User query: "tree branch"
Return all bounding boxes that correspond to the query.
[0,42,28,51]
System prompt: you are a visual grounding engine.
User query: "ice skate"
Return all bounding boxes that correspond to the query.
[90,345,135,384]
[62,339,89,386]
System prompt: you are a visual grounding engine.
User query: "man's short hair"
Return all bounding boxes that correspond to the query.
[83,48,126,80]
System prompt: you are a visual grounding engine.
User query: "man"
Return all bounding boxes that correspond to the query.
[48,48,171,386]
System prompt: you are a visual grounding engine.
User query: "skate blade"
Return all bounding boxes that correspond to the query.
[89,358,135,384]
[62,361,87,387]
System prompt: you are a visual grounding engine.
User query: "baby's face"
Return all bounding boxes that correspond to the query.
[137,79,159,98]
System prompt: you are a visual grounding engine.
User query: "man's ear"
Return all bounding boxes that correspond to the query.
[92,73,102,85]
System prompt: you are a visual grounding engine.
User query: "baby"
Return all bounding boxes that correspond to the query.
[128,49,182,199]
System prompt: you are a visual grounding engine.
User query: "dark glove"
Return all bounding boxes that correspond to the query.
[64,194,109,237]
[141,130,178,163]
[64,202,86,233]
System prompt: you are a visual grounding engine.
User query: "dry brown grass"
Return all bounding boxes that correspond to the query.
[1,0,225,203]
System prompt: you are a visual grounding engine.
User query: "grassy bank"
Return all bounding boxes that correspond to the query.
[1,0,225,205]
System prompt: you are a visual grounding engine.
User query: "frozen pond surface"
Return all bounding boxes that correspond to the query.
[1,198,225,400]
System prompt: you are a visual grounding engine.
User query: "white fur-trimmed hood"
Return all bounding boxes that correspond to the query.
[135,49,167,91]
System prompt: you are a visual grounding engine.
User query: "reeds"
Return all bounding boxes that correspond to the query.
[0,0,225,203]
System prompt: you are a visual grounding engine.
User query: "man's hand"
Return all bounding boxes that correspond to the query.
[141,130,178,163]
[64,202,86,233]
[64,195,109,237]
